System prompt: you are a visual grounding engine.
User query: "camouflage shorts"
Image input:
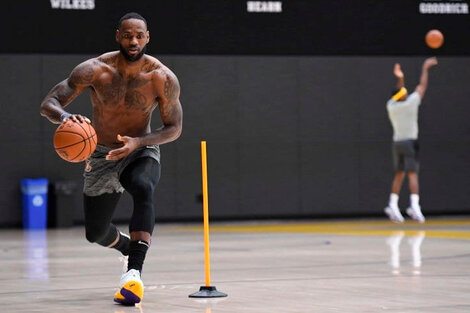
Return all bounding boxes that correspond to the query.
[83,144,160,196]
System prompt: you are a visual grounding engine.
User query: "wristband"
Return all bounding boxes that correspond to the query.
[60,113,72,121]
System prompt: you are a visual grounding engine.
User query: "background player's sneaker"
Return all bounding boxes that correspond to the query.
[113,269,144,305]
[406,206,425,223]
[384,206,404,223]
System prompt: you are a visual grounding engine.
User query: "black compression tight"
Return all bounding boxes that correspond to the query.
[83,157,161,248]
[120,157,160,234]
[84,192,122,246]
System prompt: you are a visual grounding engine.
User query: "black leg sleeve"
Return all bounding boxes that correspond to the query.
[119,157,161,234]
[83,192,121,246]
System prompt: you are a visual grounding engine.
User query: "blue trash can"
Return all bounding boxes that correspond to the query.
[21,178,49,230]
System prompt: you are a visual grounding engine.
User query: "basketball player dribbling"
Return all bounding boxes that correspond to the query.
[39,12,183,305]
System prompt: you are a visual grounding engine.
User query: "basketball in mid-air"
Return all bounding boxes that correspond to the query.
[54,120,97,162]
[425,29,444,49]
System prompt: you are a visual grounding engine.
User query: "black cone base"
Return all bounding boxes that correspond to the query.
[189,286,228,298]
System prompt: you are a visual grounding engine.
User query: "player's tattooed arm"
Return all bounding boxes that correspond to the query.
[161,70,182,123]
[141,68,183,146]
[157,69,183,140]
[40,59,97,124]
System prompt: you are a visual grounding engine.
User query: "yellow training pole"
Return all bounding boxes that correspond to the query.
[188,141,227,298]
[201,140,211,287]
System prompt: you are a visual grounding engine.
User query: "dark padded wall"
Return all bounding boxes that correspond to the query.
[1,55,470,226]
[3,0,470,55]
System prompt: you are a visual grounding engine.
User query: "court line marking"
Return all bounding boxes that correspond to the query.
[177,219,470,240]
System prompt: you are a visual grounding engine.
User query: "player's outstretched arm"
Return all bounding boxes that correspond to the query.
[393,63,405,89]
[40,60,96,124]
[415,57,438,99]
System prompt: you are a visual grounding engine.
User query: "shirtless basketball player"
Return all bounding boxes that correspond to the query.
[40,12,182,305]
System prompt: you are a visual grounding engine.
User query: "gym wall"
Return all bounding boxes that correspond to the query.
[1,0,469,226]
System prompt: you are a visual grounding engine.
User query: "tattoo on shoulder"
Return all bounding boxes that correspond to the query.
[163,72,180,100]
[98,54,118,66]
[70,63,94,86]
[141,60,159,73]
[156,65,165,76]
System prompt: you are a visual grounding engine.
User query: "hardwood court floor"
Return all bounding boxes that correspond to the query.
[1,218,470,313]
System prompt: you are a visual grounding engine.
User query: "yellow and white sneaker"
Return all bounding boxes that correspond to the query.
[113,269,144,305]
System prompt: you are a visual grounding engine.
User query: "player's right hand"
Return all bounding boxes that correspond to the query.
[62,113,91,124]
[423,57,438,69]
[393,63,404,78]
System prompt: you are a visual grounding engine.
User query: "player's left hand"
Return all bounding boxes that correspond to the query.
[106,134,140,161]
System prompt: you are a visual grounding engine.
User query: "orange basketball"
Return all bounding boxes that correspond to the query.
[54,120,97,163]
[425,29,444,49]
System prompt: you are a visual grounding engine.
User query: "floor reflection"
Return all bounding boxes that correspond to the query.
[113,302,213,313]
[24,230,49,281]
[114,302,144,313]
[386,231,426,275]
[190,295,228,313]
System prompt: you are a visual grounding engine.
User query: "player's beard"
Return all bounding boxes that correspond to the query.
[119,44,146,62]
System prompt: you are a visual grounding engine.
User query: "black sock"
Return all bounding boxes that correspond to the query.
[113,232,130,256]
[128,240,149,273]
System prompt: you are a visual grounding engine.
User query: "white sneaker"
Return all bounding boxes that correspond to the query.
[113,269,144,305]
[384,206,404,223]
[406,206,425,223]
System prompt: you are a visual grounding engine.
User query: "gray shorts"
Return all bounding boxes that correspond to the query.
[392,140,419,172]
[83,144,160,196]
